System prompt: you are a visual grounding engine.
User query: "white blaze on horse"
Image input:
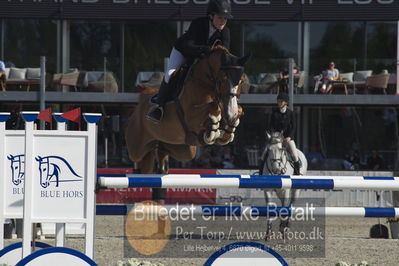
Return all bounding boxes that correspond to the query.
[260,131,308,237]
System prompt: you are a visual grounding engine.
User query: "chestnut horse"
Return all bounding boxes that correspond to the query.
[125,46,249,179]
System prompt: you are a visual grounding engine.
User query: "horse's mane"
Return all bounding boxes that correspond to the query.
[138,45,231,96]
[140,86,158,95]
[211,45,233,56]
[268,131,283,144]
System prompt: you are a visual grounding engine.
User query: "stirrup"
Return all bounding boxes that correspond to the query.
[146,105,164,124]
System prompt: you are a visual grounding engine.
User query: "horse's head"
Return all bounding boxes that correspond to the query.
[188,46,250,145]
[266,131,284,145]
[265,131,286,174]
[206,46,250,125]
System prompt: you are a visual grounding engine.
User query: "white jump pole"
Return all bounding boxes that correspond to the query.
[98,174,399,191]
[96,204,399,218]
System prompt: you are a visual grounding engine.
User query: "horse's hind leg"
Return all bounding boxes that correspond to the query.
[135,149,168,237]
[135,148,168,201]
[151,146,170,237]
[152,146,169,201]
[136,151,155,174]
[155,146,169,174]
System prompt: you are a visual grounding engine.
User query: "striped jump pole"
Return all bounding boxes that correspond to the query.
[97,174,399,191]
[95,205,399,218]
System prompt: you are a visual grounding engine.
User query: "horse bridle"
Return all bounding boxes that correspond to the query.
[266,147,288,175]
[206,60,242,98]
[184,49,243,134]
[204,58,243,131]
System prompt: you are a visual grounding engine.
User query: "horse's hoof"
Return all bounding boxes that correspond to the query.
[203,130,216,144]
[279,221,290,235]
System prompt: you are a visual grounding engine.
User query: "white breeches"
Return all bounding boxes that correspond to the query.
[165,48,186,83]
[286,140,299,162]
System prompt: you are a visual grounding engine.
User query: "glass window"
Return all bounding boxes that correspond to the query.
[243,22,299,83]
[70,21,121,90]
[4,19,57,71]
[366,22,397,74]
[124,21,177,92]
[305,106,397,170]
[309,22,364,78]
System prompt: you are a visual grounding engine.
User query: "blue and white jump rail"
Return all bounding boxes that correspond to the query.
[98,174,399,191]
[96,204,399,218]
[0,111,101,266]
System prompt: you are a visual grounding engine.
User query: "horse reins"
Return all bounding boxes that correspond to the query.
[205,59,241,99]
[174,52,243,144]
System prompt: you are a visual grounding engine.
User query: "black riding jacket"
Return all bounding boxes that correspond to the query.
[269,107,296,139]
[174,17,230,60]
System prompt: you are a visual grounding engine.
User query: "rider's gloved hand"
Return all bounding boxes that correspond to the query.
[198,46,212,57]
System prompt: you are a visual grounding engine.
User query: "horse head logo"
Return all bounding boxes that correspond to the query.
[7,154,25,186]
[35,156,82,188]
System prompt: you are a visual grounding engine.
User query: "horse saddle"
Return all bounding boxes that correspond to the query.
[150,65,189,104]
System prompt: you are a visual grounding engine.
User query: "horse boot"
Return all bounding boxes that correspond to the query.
[146,79,172,123]
[293,161,301,175]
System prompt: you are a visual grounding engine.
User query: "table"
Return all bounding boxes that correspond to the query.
[331,79,349,95]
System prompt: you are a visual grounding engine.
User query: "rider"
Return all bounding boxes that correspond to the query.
[146,0,232,123]
[268,92,301,175]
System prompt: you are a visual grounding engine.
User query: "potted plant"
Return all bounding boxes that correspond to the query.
[387,217,399,239]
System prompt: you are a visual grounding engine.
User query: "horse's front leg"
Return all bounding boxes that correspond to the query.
[290,189,301,206]
[263,189,274,241]
[258,148,268,175]
[278,189,291,235]
[279,189,301,235]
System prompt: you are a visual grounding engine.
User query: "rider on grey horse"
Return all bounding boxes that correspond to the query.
[261,93,301,175]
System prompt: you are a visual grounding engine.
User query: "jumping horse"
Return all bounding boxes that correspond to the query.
[125,46,250,199]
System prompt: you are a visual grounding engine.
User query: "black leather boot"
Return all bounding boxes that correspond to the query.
[146,79,171,123]
[293,161,300,175]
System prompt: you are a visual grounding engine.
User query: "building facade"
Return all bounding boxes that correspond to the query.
[0,0,398,170]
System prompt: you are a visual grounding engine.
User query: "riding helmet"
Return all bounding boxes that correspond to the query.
[277,92,289,102]
[207,0,233,19]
